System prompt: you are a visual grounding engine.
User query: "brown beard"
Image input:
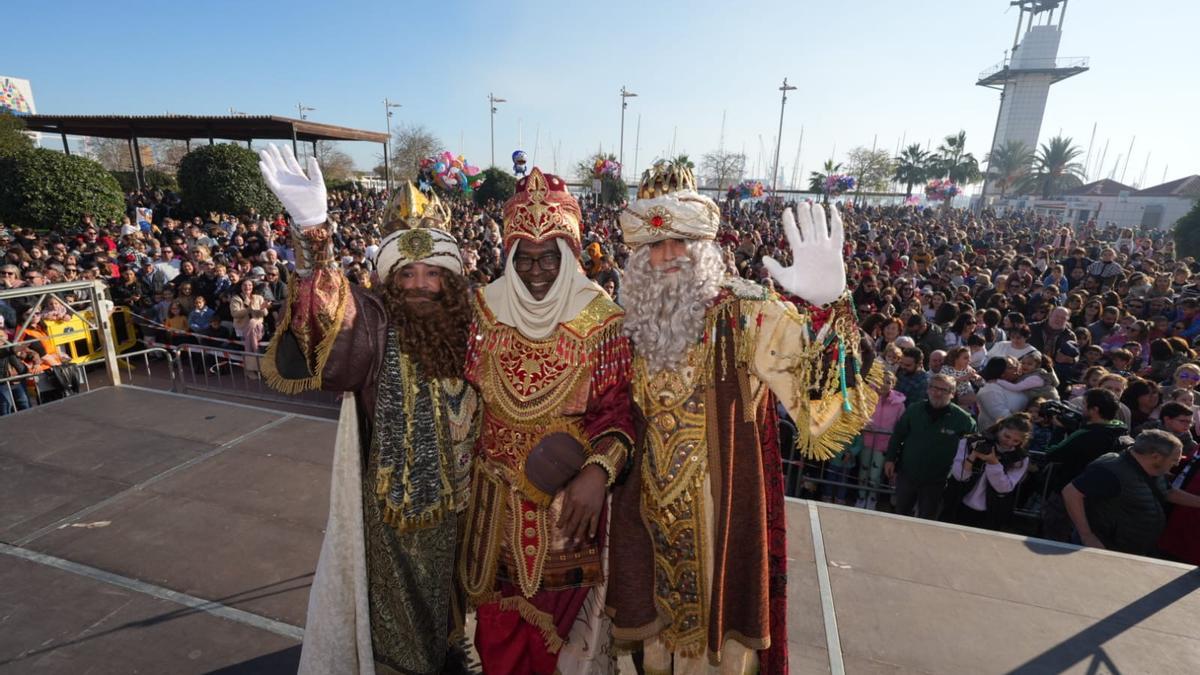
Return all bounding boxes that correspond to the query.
[380,271,471,379]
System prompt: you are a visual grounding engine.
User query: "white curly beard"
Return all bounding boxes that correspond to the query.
[622,240,727,375]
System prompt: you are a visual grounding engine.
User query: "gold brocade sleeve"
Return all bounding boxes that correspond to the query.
[261,225,350,394]
[583,434,630,487]
[748,293,881,461]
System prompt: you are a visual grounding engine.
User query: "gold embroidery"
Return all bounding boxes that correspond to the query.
[634,344,711,657]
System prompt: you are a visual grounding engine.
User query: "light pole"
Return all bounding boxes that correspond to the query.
[384,98,402,191]
[296,102,316,160]
[772,78,796,196]
[619,86,638,171]
[489,93,506,167]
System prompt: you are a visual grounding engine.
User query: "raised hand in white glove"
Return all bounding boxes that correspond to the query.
[257,144,327,228]
[762,201,847,307]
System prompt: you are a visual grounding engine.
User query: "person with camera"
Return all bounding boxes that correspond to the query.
[1041,388,1129,541]
[1063,430,1200,555]
[942,413,1034,531]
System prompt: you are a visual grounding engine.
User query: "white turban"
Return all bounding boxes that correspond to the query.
[618,189,720,247]
[374,228,463,279]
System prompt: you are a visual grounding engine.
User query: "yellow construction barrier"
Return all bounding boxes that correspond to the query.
[43,307,138,364]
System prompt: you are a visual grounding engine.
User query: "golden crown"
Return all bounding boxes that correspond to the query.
[380,182,451,237]
[637,160,698,199]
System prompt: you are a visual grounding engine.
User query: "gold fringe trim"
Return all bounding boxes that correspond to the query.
[261,273,349,395]
[798,360,884,461]
[497,595,567,654]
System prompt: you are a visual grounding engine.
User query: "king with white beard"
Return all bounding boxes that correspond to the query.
[606,161,881,675]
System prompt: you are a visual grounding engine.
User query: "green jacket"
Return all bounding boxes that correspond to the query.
[885,401,977,483]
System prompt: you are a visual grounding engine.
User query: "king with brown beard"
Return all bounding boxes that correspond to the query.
[256,144,479,675]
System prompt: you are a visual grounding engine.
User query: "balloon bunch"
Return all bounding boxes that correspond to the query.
[824,174,856,196]
[592,158,622,179]
[735,180,765,199]
[419,151,485,194]
[513,150,528,177]
[924,179,961,202]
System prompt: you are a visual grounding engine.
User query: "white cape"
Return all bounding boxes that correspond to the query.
[298,395,376,675]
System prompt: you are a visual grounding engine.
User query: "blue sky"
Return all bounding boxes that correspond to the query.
[5,0,1196,189]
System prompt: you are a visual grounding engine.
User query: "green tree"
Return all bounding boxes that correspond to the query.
[931,131,982,185]
[893,144,930,197]
[0,110,34,157]
[0,148,125,229]
[845,146,896,193]
[808,159,842,202]
[177,143,281,218]
[1172,199,1200,260]
[984,140,1035,199]
[1017,136,1087,199]
[473,167,516,206]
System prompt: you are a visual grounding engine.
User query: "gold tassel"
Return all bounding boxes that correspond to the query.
[497,596,567,654]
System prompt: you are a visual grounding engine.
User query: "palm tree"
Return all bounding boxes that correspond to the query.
[893,144,930,197]
[672,154,695,170]
[984,140,1035,199]
[931,130,982,186]
[809,159,842,202]
[1018,136,1087,198]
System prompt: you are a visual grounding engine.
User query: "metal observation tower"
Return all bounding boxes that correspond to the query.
[978,0,1089,202]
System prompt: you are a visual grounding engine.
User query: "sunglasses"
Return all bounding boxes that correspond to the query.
[1178,372,1200,382]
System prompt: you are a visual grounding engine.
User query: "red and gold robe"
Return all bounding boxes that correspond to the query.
[607,279,880,675]
[459,287,635,662]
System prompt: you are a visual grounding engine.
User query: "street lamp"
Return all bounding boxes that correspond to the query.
[384,98,402,191]
[772,78,797,196]
[489,93,506,167]
[295,103,317,160]
[619,86,638,171]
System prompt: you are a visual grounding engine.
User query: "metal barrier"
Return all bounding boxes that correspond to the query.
[174,343,340,411]
[781,427,897,509]
[0,280,122,385]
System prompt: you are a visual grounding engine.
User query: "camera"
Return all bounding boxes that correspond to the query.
[1039,400,1083,431]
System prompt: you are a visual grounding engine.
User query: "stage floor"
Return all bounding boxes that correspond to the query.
[2,387,1198,674]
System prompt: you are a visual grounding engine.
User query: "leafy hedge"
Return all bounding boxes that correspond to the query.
[1172,200,1200,260]
[473,167,516,206]
[177,143,280,218]
[0,148,125,230]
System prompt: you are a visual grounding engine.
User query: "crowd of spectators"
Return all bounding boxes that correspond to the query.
[4,182,1200,564]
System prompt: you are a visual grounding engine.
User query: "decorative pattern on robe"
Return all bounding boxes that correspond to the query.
[263,266,480,674]
[459,289,635,653]
[607,281,881,675]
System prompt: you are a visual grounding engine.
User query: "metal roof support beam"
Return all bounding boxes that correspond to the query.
[131,135,145,190]
[60,132,70,155]
[127,138,142,191]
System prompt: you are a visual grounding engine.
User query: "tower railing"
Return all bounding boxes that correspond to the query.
[978,55,1090,81]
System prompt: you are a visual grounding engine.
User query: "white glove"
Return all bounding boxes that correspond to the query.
[257,144,327,228]
[762,202,847,306]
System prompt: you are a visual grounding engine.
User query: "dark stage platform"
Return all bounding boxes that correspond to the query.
[2,387,1198,674]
